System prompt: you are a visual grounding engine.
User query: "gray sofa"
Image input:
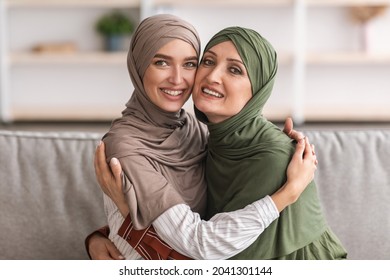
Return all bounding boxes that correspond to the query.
[1,129,389,260]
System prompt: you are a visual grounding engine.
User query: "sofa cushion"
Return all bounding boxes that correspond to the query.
[305,129,390,260]
[0,130,106,260]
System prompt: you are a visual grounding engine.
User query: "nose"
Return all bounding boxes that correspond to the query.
[168,66,183,85]
[205,65,222,84]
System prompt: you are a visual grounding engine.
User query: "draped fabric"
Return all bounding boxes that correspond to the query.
[103,14,208,229]
[195,27,329,259]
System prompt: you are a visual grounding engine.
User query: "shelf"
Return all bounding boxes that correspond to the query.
[6,0,140,8]
[307,0,390,7]
[304,106,390,121]
[153,0,293,7]
[9,51,291,65]
[307,52,390,64]
[277,52,293,65]
[263,105,292,122]
[261,105,369,123]
[154,0,390,8]
[10,106,122,121]
[9,51,127,65]
[264,103,390,122]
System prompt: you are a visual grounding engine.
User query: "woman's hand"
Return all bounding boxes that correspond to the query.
[94,141,129,218]
[88,232,124,260]
[283,117,304,142]
[271,137,317,212]
[285,137,317,199]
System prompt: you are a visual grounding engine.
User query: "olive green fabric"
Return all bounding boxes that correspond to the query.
[272,228,347,260]
[195,27,344,259]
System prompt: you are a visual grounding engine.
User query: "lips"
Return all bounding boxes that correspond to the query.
[161,88,184,96]
[202,87,223,98]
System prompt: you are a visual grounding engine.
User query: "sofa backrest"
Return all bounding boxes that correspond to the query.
[1,129,389,260]
[0,130,105,260]
[305,129,390,260]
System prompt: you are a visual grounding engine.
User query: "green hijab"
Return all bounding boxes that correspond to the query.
[195,27,327,259]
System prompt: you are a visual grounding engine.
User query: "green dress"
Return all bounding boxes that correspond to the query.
[195,27,347,260]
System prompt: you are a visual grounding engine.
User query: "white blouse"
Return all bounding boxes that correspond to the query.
[104,194,279,260]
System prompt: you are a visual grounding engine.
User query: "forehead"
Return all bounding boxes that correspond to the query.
[156,39,197,58]
[206,41,241,60]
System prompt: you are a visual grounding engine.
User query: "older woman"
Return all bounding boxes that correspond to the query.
[182,26,347,259]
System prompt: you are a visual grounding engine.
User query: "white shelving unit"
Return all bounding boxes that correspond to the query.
[0,0,141,122]
[1,0,390,123]
[303,0,390,122]
[9,51,128,65]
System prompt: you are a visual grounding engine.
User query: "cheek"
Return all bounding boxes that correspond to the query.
[142,68,155,91]
[142,77,155,100]
[185,72,197,90]
[193,68,207,88]
[231,83,252,111]
[192,75,201,95]
[241,87,252,104]
[240,92,252,109]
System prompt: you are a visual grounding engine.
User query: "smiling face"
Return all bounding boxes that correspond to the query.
[143,39,198,113]
[192,40,252,123]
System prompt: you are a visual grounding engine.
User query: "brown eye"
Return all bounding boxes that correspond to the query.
[230,66,242,75]
[202,58,214,66]
[154,60,168,66]
[184,61,198,68]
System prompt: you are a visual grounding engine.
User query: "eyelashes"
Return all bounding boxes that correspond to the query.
[152,59,197,69]
[201,57,244,75]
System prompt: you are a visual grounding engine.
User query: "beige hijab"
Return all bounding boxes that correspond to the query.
[102,14,208,228]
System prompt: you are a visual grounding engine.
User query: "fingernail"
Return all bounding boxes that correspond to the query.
[111,158,119,165]
[299,138,305,144]
[118,255,125,260]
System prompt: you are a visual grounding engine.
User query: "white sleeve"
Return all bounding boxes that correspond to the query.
[152,195,279,260]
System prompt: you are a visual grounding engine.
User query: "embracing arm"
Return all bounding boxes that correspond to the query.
[153,136,316,259]
[85,226,124,260]
[96,136,316,260]
[153,197,277,259]
[88,118,316,259]
[270,136,316,211]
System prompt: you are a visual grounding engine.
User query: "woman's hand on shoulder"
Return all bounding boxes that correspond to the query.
[283,117,304,142]
[94,141,129,217]
[271,137,317,212]
[286,137,317,199]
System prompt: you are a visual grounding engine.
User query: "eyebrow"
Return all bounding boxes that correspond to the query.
[154,54,198,61]
[205,50,245,66]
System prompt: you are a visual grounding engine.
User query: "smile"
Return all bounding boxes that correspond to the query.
[161,89,184,96]
[202,87,223,98]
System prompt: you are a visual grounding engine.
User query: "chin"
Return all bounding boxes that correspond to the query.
[194,102,212,115]
[164,105,184,113]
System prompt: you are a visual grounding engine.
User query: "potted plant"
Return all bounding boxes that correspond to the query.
[96,11,135,52]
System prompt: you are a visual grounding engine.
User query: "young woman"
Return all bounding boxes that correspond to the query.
[86,15,318,260]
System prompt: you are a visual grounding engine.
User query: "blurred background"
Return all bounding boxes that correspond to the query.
[1,0,390,132]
